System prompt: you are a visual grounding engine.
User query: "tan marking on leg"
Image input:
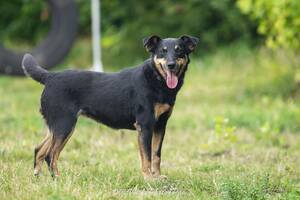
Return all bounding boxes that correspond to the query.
[154,103,171,119]
[59,129,74,154]
[34,131,50,151]
[152,108,173,180]
[134,121,141,132]
[151,132,161,176]
[137,130,152,179]
[48,136,63,177]
[34,132,52,176]
[48,129,74,177]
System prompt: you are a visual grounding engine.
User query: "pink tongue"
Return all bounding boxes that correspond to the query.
[166,70,178,89]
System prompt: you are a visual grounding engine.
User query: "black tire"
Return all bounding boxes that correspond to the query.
[0,0,78,76]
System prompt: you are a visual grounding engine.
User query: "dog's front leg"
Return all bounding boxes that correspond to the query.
[151,130,164,177]
[152,110,172,179]
[136,122,154,180]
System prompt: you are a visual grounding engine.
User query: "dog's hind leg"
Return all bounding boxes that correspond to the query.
[46,116,77,177]
[33,131,52,176]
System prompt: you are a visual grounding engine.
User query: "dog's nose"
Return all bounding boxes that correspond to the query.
[167,62,176,69]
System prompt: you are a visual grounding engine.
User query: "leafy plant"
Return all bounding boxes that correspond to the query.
[237,0,300,50]
[214,116,237,144]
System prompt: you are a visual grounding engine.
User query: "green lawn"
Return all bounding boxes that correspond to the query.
[0,42,299,199]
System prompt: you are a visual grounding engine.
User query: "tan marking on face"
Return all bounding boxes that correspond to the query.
[188,44,195,51]
[176,57,187,66]
[153,55,167,78]
[154,103,171,119]
[176,55,188,77]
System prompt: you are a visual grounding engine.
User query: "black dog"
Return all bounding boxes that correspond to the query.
[22,35,198,179]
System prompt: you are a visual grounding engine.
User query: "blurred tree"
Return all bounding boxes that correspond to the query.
[237,0,300,50]
[0,0,49,44]
[98,0,258,66]
[238,0,300,98]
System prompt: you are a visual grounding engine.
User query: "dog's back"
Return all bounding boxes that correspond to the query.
[23,54,141,130]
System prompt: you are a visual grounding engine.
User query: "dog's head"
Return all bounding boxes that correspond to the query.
[143,35,199,89]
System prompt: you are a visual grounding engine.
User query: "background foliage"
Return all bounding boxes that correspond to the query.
[0,0,49,43]
[237,0,300,99]
[0,0,258,65]
[238,0,300,50]
[0,0,298,98]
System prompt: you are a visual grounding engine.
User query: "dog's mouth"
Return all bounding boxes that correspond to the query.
[165,69,178,89]
[154,56,180,89]
[159,64,179,89]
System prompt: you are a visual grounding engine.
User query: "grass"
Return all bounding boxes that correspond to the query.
[0,40,300,199]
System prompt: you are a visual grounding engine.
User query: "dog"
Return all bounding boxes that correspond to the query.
[22,35,198,180]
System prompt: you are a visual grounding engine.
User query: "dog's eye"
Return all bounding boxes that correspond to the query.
[175,45,181,52]
[162,47,167,52]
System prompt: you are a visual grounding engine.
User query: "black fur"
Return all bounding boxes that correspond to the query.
[22,54,49,84]
[23,35,198,177]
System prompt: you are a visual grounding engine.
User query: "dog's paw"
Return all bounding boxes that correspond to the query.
[153,174,168,180]
[143,174,168,181]
[34,168,40,176]
[143,174,153,181]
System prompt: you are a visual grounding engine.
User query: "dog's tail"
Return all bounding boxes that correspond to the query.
[22,54,49,85]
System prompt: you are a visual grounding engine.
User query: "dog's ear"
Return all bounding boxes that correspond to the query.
[179,35,199,53]
[143,35,161,53]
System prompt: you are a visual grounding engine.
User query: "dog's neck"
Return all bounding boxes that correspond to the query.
[142,58,187,95]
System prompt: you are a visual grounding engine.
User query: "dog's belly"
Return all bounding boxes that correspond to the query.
[81,107,136,130]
